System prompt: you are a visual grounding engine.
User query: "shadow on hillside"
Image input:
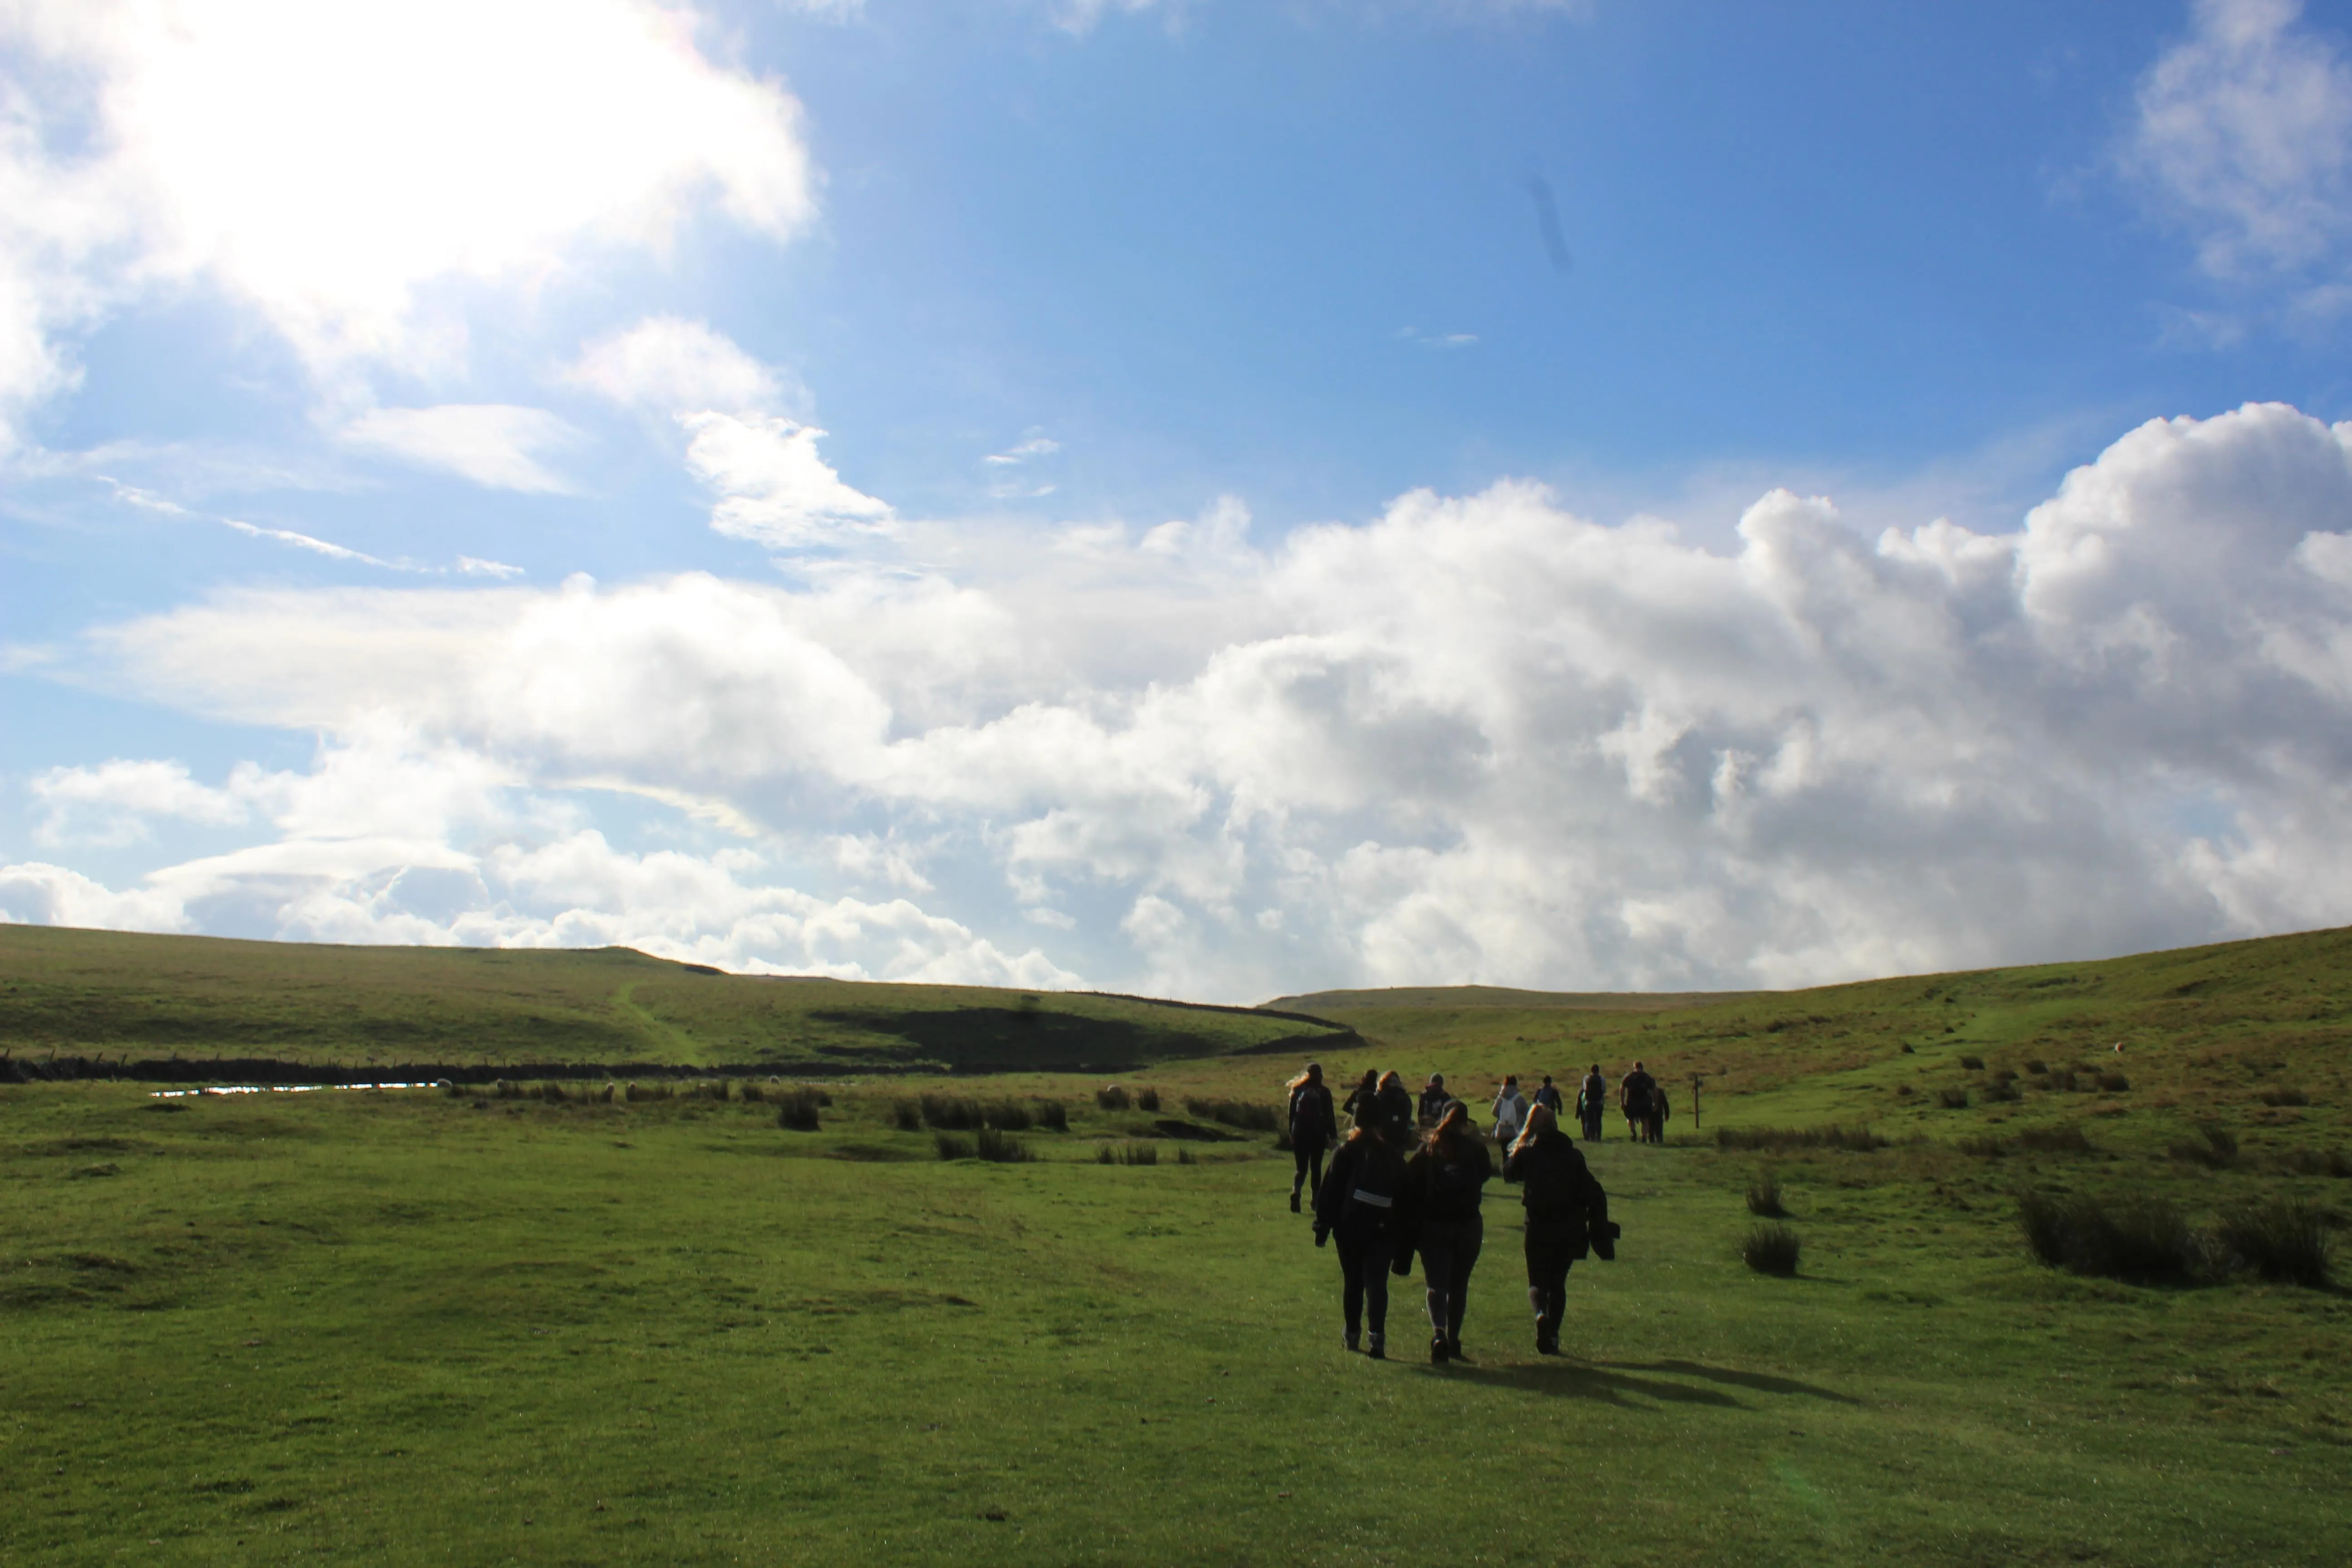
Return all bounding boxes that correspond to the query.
[1597,1358,1858,1403]
[1418,1356,1855,1410]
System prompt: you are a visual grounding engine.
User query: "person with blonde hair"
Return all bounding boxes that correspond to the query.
[1286,1062,1336,1213]
[1504,1102,1615,1355]
[1401,1100,1493,1363]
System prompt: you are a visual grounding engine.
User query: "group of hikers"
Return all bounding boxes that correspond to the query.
[1279,1061,1673,1364]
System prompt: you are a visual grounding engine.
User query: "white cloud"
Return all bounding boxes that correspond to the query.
[2129,0,2352,281]
[983,436,1061,466]
[34,402,2352,999]
[31,758,276,847]
[565,316,792,416]
[224,518,398,567]
[681,412,894,549]
[339,405,580,493]
[0,0,816,435]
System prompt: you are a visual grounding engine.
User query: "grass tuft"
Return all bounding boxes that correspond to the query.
[1742,1223,1801,1276]
[2167,1125,2238,1169]
[1185,1098,1278,1132]
[974,1127,1034,1164]
[2018,1190,2197,1283]
[1959,1055,1985,1072]
[2259,1087,2311,1107]
[2097,1071,2131,1093]
[1037,1100,1068,1132]
[891,1099,922,1133]
[2210,1200,2335,1287]
[1135,1087,1161,1112]
[2017,1124,2094,1155]
[1094,1085,1131,1112]
[774,1088,823,1132]
[1745,1168,1786,1216]
[1936,1088,1970,1110]
[2046,1067,2078,1092]
[1957,1135,2006,1159]
[1096,1142,1158,1166]
[1714,1126,1887,1152]
[933,1132,973,1161]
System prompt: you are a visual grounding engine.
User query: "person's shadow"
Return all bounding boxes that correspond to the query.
[1413,1356,1854,1410]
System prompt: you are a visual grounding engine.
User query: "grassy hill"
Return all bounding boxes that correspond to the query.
[0,925,1348,1075]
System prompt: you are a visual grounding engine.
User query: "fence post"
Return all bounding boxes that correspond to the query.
[1691,1075,1702,1131]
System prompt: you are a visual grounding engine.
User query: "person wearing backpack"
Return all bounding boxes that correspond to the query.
[1577,1063,1607,1142]
[1403,1101,1493,1363]
[1490,1075,1528,1157]
[1619,1060,1657,1143]
[1286,1063,1337,1212]
[1503,1102,1615,1354]
[1312,1108,1408,1356]
[1373,1070,1415,1141]
[1532,1073,1563,1114]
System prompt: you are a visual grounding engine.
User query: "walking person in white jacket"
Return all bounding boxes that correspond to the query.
[1490,1076,1529,1161]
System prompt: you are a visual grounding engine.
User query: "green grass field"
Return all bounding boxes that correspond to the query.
[5,926,2351,1563]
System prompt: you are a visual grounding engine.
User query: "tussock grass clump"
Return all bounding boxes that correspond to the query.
[891,1099,922,1132]
[539,1082,568,1104]
[986,1101,1034,1132]
[1742,1224,1801,1276]
[739,1080,764,1103]
[1095,1142,1158,1166]
[920,1093,984,1130]
[1094,1085,1131,1112]
[1745,1169,1786,1216]
[1937,1088,1971,1110]
[1714,1126,1887,1153]
[1135,1087,1161,1112]
[2168,1126,2239,1169]
[2259,1087,2311,1107]
[774,1088,824,1131]
[2026,1059,2048,1075]
[974,1127,1034,1164]
[2017,1124,2094,1155]
[2097,1071,2131,1093]
[1186,1098,1278,1133]
[934,1132,973,1161]
[1959,1055,1985,1072]
[2046,1067,2078,1092]
[2018,1190,2198,1283]
[1982,1081,2022,1103]
[1037,1101,1068,1132]
[2210,1200,2334,1288]
[1957,1135,2006,1159]
[2269,1147,2352,1178]
[1898,1043,1914,1054]
[1175,1147,1196,1165]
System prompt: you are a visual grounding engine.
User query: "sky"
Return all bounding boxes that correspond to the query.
[6,0,2352,1002]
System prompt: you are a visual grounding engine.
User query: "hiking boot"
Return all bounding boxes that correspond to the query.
[1343,1331,1360,1352]
[1366,1333,1385,1360]
[1289,1190,1301,1213]
[1446,1336,1469,1363]
[1536,1333,1559,1356]
[1429,1334,1449,1365]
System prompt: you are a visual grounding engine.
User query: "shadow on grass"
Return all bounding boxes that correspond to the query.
[1598,1358,1860,1404]
[1416,1361,1744,1409]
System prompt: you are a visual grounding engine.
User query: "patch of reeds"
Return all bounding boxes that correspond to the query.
[2096,1071,2131,1093]
[1095,1085,1131,1112]
[2167,1125,2239,1169]
[1135,1087,1161,1112]
[974,1127,1034,1164]
[774,1088,824,1132]
[1744,1168,1786,1216]
[2016,1123,2093,1155]
[2209,1200,2334,1288]
[1175,1147,1196,1165]
[2025,1059,2048,1075]
[1959,1055,1985,1072]
[1186,1098,1279,1133]
[2046,1067,2078,1092]
[892,1099,923,1133]
[1936,1088,1971,1110]
[1981,1081,2021,1103]
[920,1094,1036,1132]
[2259,1088,2311,1107]
[1095,1142,1158,1166]
[1742,1224,1801,1276]
[2017,1190,2198,1283]
[934,1132,973,1161]
[1713,1126,1887,1153]
[2268,1147,2352,1178]
[539,1082,568,1104]
[1037,1101,1068,1132]
[739,1081,765,1103]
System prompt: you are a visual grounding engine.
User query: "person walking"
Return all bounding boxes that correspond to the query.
[1418,1073,1451,1131]
[1340,1068,1379,1123]
[1312,1108,1408,1356]
[1577,1063,1607,1142]
[1490,1076,1528,1158]
[1373,1070,1414,1141]
[1403,1101,1493,1363]
[1502,1102,1614,1354]
[1532,1073,1563,1114]
[1646,1083,1669,1145]
[1287,1063,1337,1212]
[1619,1060,1658,1143]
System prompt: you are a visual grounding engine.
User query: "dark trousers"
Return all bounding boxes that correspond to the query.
[1581,1110,1604,1141]
[1524,1215,1581,1342]
[1418,1215,1483,1340]
[1335,1224,1392,1341]
[1293,1141,1325,1198]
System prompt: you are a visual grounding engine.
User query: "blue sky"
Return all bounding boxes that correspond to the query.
[7,0,2352,1000]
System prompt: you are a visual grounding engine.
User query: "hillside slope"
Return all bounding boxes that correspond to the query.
[0,926,1346,1075]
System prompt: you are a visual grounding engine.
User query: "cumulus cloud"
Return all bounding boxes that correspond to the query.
[681,412,894,549]
[339,405,581,493]
[0,0,816,435]
[564,316,792,416]
[27,402,2352,998]
[2129,0,2352,285]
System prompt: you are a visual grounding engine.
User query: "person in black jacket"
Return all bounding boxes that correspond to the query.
[1577,1064,1607,1142]
[1502,1102,1614,1355]
[1286,1063,1337,1213]
[1373,1070,1414,1142]
[1402,1100,1493,1364]
[1312,1108,1407,1356]
[1339,1068,1379,1123]
[1417,1073,1451,1130]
